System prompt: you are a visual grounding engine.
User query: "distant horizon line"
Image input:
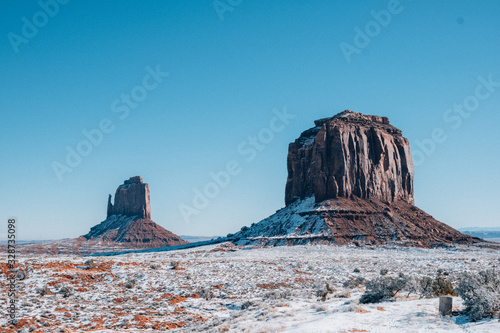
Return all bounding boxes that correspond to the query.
[0,234,223,244]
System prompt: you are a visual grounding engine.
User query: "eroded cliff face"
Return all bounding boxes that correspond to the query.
[285,111,414,206]
[107,176,151,219]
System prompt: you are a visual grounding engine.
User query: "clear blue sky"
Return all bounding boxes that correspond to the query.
[1,0,499,240]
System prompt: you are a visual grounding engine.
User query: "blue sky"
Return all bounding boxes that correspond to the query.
[1,0,499,240]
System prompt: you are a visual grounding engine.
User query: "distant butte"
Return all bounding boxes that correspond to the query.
[83,176,187,249]
[231,110,481,248]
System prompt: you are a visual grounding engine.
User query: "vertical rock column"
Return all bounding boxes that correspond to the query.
[107,176,151,218]
[285,111,414,206]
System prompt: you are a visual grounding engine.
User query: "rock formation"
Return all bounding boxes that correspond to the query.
[285,110,413,206]
[107,176,151,219]
[231,111,480,247]
[83,176,187,249]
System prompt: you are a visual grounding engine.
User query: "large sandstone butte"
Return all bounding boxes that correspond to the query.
[285,111,413,206]
[83,176,187,249]
[232,111,480,247]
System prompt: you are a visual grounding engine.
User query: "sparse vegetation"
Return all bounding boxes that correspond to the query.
[360,275,407,304]
[419,275,455,298]
[36,284,51,296]
[198,287,214,300]
[84,259,96,269]
[5,244,499,331]
[240,301,252,310]
[264,290,291,300]
[334,291,351,298]
[17,268,28,280]
[360,272,455,303]
[125,279,137,289]
[343,276,366,289]
[315,281,334,301]
[58,286,73,298]
[455,269,500,321]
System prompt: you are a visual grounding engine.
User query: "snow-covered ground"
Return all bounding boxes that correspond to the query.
[1,244,499,332]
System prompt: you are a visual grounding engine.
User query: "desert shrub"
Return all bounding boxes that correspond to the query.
[343,276,366,289]
[360,275,407,304]
[198,287,214,300]
[455,269,500,321]
[84,259,96,269]
[240,301,252,310]
[334,291,351,298]
[17,269,28,280]
[380,268,389,276]
[312,303,328,312]
[170,261,179,269]
[420,275,455,298]
[59,286,73,298]
[36,285,51,296]
[401,274,421,297]
[315,282,334,301]
[264,290,290,300]
[125,279,136,289]
[217,323,231,332]
[361,271,455,303]
[353,268,360,273]
[432,276,455,296]
[150,264,159,269]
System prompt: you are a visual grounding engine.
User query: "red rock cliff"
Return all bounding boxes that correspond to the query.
[285,110,414,205]
[107,176,151,219]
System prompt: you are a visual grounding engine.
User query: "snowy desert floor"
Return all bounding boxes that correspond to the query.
[1,243,499,332]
